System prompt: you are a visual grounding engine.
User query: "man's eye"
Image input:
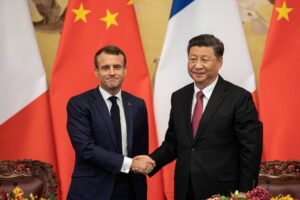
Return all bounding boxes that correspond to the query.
[101,66,110,70]
[113,65,122,69]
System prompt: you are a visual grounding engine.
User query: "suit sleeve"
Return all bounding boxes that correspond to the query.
[67,97,124,173]
[137,100,149,155]
[235,92,262,191]
[149,94,177,176]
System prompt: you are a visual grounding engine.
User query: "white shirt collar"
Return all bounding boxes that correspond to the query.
[98,86,122,101]
[194,75,219,99]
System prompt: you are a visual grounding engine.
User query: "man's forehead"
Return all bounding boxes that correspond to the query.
[189,46,215,55]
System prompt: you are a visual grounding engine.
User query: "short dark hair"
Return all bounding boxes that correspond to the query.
[94,45,127,68]
[187,34,224,58]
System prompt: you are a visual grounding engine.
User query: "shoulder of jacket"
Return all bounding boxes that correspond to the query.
[68,88,96,103]
[223,80,250,96]
[173,83,194,96]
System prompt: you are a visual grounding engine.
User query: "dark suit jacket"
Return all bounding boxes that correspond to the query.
[66,87,148,200]
[150,76,262,200]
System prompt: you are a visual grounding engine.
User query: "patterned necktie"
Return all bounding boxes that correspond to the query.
[192,91,204,138]
[108,96,122,153]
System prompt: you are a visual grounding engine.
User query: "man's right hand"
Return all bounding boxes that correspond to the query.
[130,155,156,175]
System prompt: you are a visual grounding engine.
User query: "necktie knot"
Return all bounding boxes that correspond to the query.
[109,96,118,104]
[197,91,204,100]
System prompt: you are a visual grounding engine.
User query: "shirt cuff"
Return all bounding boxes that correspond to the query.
[120,156,132,173]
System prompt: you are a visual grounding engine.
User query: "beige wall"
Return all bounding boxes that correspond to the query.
[133,0,172,80]
[31,0,273,86]
[241,2,273,85]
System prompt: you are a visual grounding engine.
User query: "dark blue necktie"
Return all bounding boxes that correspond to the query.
[109,96,122,153]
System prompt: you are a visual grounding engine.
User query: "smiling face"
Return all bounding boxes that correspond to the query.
[188,46,223,89]
[94,52,126,95]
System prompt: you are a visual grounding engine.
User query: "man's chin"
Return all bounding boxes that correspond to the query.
[193,77,206,83]
[107,85,121,92]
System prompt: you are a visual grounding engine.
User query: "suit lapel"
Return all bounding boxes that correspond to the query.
[193,77,227,143]
[183,84,195,143]
[122,92,133,157]
[92,88,118,148]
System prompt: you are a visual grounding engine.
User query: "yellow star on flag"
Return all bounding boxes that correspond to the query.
[128,0,134,5]
[100,9,119,29]
[275,1,293,21]
[72,3,91,23]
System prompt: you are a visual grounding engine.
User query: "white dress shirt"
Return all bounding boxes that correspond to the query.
[99,87,132,173]
[191,76,219,118]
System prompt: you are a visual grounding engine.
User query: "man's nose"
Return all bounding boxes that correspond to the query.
[195,59,203,69]
[109,67,115,75]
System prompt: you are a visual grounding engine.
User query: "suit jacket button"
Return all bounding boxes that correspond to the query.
[192,148,195,152]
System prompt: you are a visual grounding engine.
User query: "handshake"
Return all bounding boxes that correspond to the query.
[130,155,156,175]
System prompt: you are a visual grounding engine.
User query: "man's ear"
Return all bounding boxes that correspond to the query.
[94,68,99,77]
[218,57,223,68]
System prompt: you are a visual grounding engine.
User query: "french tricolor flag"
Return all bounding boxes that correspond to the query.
[153,0,256,199]
[0,2,56,167]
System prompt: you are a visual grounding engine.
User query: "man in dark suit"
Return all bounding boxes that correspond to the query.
[137,34,262,199]
[66,45,155,200]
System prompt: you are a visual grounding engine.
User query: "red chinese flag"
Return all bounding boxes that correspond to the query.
[50,1,164,199]
[259,0,300,160]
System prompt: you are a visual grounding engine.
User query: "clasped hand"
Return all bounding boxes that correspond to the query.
[130,155,155,175]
